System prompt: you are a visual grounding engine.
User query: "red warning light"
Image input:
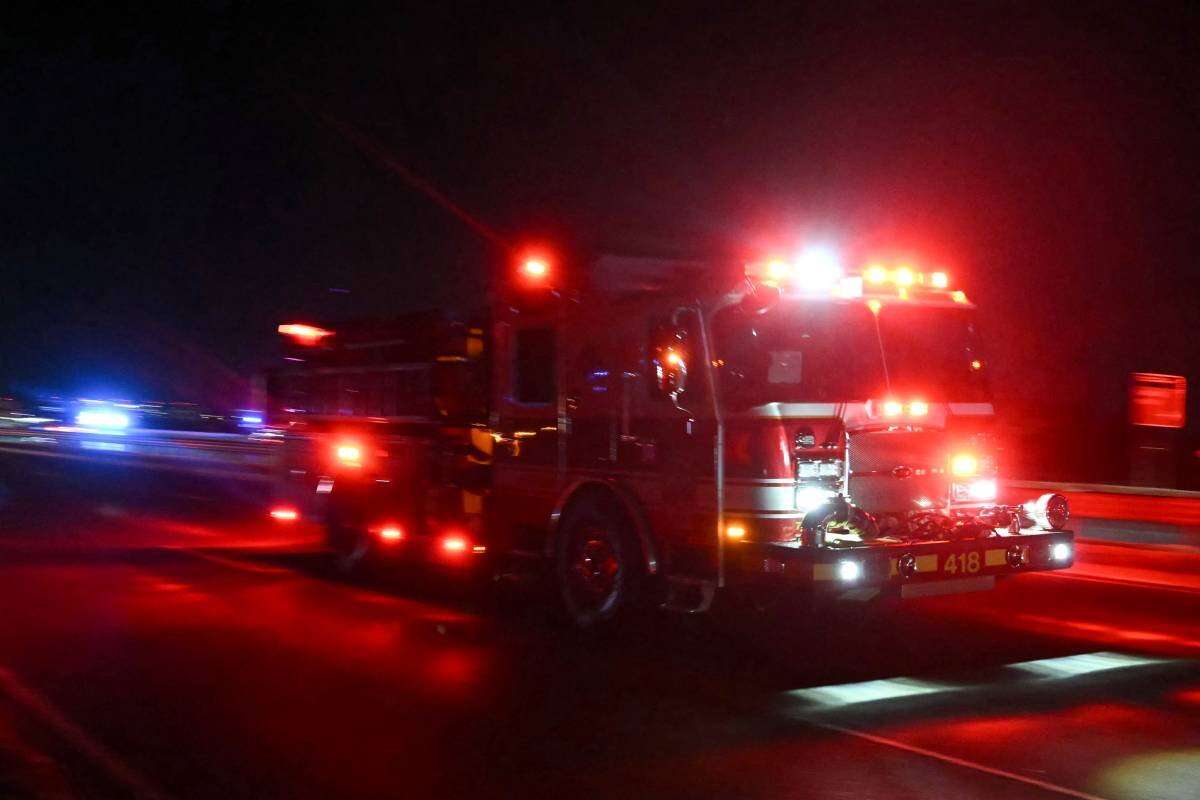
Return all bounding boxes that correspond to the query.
[377,525,404,542]
[335,443,363,466]
[522,258,549,279]
[278,323,333,345]
[950,452,980,477]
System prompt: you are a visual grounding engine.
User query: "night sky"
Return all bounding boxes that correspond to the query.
[3,2,1199,424]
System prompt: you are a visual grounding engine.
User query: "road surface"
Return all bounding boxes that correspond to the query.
[0,446,1197,799]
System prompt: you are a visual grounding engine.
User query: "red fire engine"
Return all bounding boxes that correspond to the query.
[267,249,1074,626]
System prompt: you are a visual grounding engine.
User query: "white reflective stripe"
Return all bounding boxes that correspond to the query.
[733,403,838,419]
[724,483,795,511]
[724,510,803,519]
[948,402,994,415]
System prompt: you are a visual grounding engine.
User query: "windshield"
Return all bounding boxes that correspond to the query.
[877,305,989,401]
[712,300,989,404]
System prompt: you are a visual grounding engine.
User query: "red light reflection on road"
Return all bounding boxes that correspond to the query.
[1170,686,1200,707]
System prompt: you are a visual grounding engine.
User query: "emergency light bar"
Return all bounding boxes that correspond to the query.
[745,254,969,304]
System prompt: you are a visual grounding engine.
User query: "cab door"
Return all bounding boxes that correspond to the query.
[623,306,717,575]
[490,314,562,551]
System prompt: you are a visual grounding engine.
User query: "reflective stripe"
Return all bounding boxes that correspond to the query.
[723,510,802,519]
[814,563,838,581]
[724,483,795,512]
[948,403,994,416]
[985,548,1007,567]
[734,403,838,419]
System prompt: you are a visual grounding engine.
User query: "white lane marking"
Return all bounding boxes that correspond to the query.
[787,652,1172,711]
[0,666,171,799]
[816,721,1111,800]
[166,547,293,575]
[790,677,950,707]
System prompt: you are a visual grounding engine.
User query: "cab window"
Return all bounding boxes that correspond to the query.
[514,328,556,404]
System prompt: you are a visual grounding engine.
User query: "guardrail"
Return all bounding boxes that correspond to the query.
[3,428,1200,538]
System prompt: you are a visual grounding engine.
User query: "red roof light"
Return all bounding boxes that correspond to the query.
[278,323,333,344]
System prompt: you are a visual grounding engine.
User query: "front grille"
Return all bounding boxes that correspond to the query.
[848,429,946,476]
[847,429,953,514]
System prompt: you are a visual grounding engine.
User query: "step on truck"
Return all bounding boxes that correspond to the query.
[266,248,1074,626]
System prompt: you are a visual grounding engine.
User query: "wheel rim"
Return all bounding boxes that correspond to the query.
[567,527,621,612]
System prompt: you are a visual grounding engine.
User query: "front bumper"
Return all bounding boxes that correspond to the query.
[726,529,1074,598]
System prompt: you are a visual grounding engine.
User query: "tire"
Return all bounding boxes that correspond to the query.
[554,495,642,628]
[326,522,371,574]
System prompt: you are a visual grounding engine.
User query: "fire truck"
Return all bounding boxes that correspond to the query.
[267,249,1074,626]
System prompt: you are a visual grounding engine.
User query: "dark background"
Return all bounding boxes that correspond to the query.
[3,1,1199,481]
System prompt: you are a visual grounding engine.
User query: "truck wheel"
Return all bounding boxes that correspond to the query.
[555,498,642,628]
[327,523,370,574]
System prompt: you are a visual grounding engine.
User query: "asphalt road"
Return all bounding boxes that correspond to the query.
[0,451,1198,799]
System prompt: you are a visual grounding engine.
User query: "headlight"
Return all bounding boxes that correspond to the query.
[1033,493,1070,531]
[967,478,997,501]
[952,478,997,502]
[837,560,862,581]
[76,409,130,429]
[797,486,835,511]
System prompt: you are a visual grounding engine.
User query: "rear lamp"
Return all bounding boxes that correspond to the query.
[908,400,929,417]
[269,507,298,521]
[725,523,747,541]
[335,443,363,466]
[1050,541,1073,562]
[929,272,949,289]
[1033,493,1070,531]
[882,400,904,417]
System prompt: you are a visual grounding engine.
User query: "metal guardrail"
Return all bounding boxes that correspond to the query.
[1003,479,1200,500]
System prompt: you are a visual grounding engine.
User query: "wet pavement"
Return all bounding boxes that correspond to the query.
[0,452,1197,799]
